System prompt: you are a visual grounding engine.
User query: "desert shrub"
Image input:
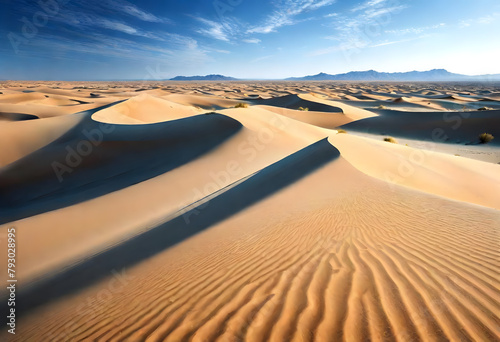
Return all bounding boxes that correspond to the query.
[234,102,248,108]
[336,129,347,134]
[479,133,494,144]
[383,137,398,144]
[377,105,387,109]
[477,107,493,111]
[298,107,309,111]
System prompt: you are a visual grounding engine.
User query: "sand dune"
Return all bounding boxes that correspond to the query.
[0,109,242,224]
[252,94,343,113]
[92,94,206,124]
[254,105,354,128]
[0,112,84,167]
[4,142,498,342]
[0,112,39,121]
[0,81,499,341]
[164,93,244,109]
[342,108,500,145]
[330,133,500,209]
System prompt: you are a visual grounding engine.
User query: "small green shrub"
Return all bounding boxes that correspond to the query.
[298,107,309,111]
[336,129,347,134]
[479,133,494,144]
[377,105,387,109]
[383,137,398,144]
[234,102,248,108]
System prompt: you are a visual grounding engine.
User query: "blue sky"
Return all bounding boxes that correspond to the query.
[1,0,499,80]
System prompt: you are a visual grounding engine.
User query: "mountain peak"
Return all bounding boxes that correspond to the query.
[170,74,237,81]
[285,69,484,81]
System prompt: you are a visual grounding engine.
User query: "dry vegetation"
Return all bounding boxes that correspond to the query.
[383,136,398,144]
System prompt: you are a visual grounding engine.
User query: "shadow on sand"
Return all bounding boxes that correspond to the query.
[0,104,242,224]
[341,108,500,145]
[5,138,339,318]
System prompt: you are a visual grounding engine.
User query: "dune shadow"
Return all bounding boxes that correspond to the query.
[0,112,39,121]
[0,105,242,224]
[341,109,500,145]
[250,94,343,112]
[5,138,339,318]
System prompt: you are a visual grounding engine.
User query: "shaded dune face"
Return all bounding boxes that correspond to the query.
[342,109,500,144]
[0,112,39,121]
[0,109,242,224]
[3,138,339,318]
[251,94,343,113]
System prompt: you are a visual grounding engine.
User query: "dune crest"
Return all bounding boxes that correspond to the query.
[92,93,206,124]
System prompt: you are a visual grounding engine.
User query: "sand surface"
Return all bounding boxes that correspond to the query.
[0,80,499,341]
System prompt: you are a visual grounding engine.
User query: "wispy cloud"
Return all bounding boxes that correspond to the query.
[309,34,423,56]
[315,0,407,56]
[5,1,210,70]
[351,0,387,12]
[85,0,172,24]
[194,17,240,41]
[117,2,170,23]
[247,0,336,34]
[243,38,261,43]
[308,45,344,56]
[385,23,445,35]
[98,19,140,35]
[54,13,162,39]
[371,35,426,47]
[251,55,274,63]
[460,12,500,27]
[22,31,209,68]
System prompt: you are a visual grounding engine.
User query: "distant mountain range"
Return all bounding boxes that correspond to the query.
[169,74,237,81]
[169,69,500,82]
[286,69,500,81]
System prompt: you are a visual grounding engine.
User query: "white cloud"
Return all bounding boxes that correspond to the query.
[121,6,163,22]
[370,35,425,47]
[311,33,426,56]
[315,0,407,56]
[243,38,261,43]
[247,0,336,34]
[251,55,274,63]
[106,0,172,23]
[385,23,445,35]
[351,0,387,12]
[308,45,344,56]
[194,17,239,41]
[460,13,500,28]
[363,5,406,19]
[99,19,138,35]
